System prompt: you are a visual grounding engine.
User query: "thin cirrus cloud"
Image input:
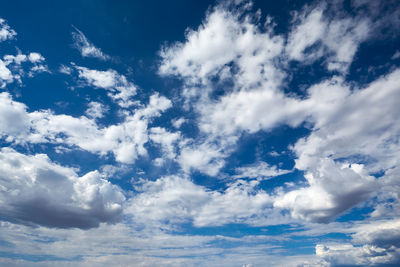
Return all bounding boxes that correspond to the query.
[71,26,110,60]
[0,0,400,266]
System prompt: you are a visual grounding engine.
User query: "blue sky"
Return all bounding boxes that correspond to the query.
[0,0,400,266]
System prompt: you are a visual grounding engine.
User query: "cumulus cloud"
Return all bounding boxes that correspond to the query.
[76,65,138,108]
[0,18,16,42]
[149,127,181,160]
[193,179,273,227]
[159,6,284,94]
[1,51,48,86]
[198,88,308,135]
[315,220,400,266]
[85,101,108,119]
[159,0,400,222]
[0,91,171,164]
[72,26,109,60]
[0,59,14,87]
[172,117,186,129]
[276,69,400,222]
[1,2,400,266]
[0,148,125,229]
[178,139,231,176]
[274,160,376,222]
[286,5,370,72]
[0,92,30,139]
[127,176,275,229]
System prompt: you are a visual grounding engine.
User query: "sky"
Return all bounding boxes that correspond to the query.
[0,0,400,266]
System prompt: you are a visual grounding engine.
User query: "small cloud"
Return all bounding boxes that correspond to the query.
[268,151,280,157]
[172,117,186,128]
[59,64,73,75]
[234,161,291,180]
[28,52,44,63]
[85,101,108,119]
[153,157,165,166]
[392,50,400,60]
[100,164,131,179]
[72,26,110,60]
[28,64,50,77]
[75,65,138,108]
[0,18,17,42]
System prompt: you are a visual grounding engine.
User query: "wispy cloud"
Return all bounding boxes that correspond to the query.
[72,26,110,60]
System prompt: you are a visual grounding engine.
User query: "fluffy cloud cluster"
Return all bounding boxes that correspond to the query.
[314,220,400,266]
[0,91,171,163]
[0,48,47,87]
[75,65,138,108]
[280,69,400,222]
[0,147,125,229]
[159,0,400,226]
[127,176,274,229]
[286,5,369,72]
[0,18,16,42]
[0,1,400,265]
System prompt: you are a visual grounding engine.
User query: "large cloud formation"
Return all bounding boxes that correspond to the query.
[0,0,400,266]
[0,148,125,229]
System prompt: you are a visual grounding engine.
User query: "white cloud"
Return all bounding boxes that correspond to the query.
[315,220,400,267]
[159,6,284,92]
[1,1,400,266]
[172,117,186,128]
[392,50,400,60]
[0,91,171,164]
[1,52,48,85]
[199,88,308,135]
[273,69,400,223]
[85,101,108,119]
[193,179,273,227]
[159,0,400,222]
[234,161,291,180]
[28,52,45,63]
[127,175,276,229]
[149,127,181,160]
[285,7,326,61]
[72,26,109,60]
[274,160,376,222]
[59,64,72,75]
[76,65,138,108]
[3,52,45,66]
[0,18,16,42]
[0,218,298,267]
[0,92,30,139]
[0,147,125,229]
[0,59,14,87]
[286,4,370,72]
[178,140,228,176]
[157,4,302,175]
[352,219,400,248]
[127,176,210,229]
[3,53,27,65]
[28,64,50,76]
